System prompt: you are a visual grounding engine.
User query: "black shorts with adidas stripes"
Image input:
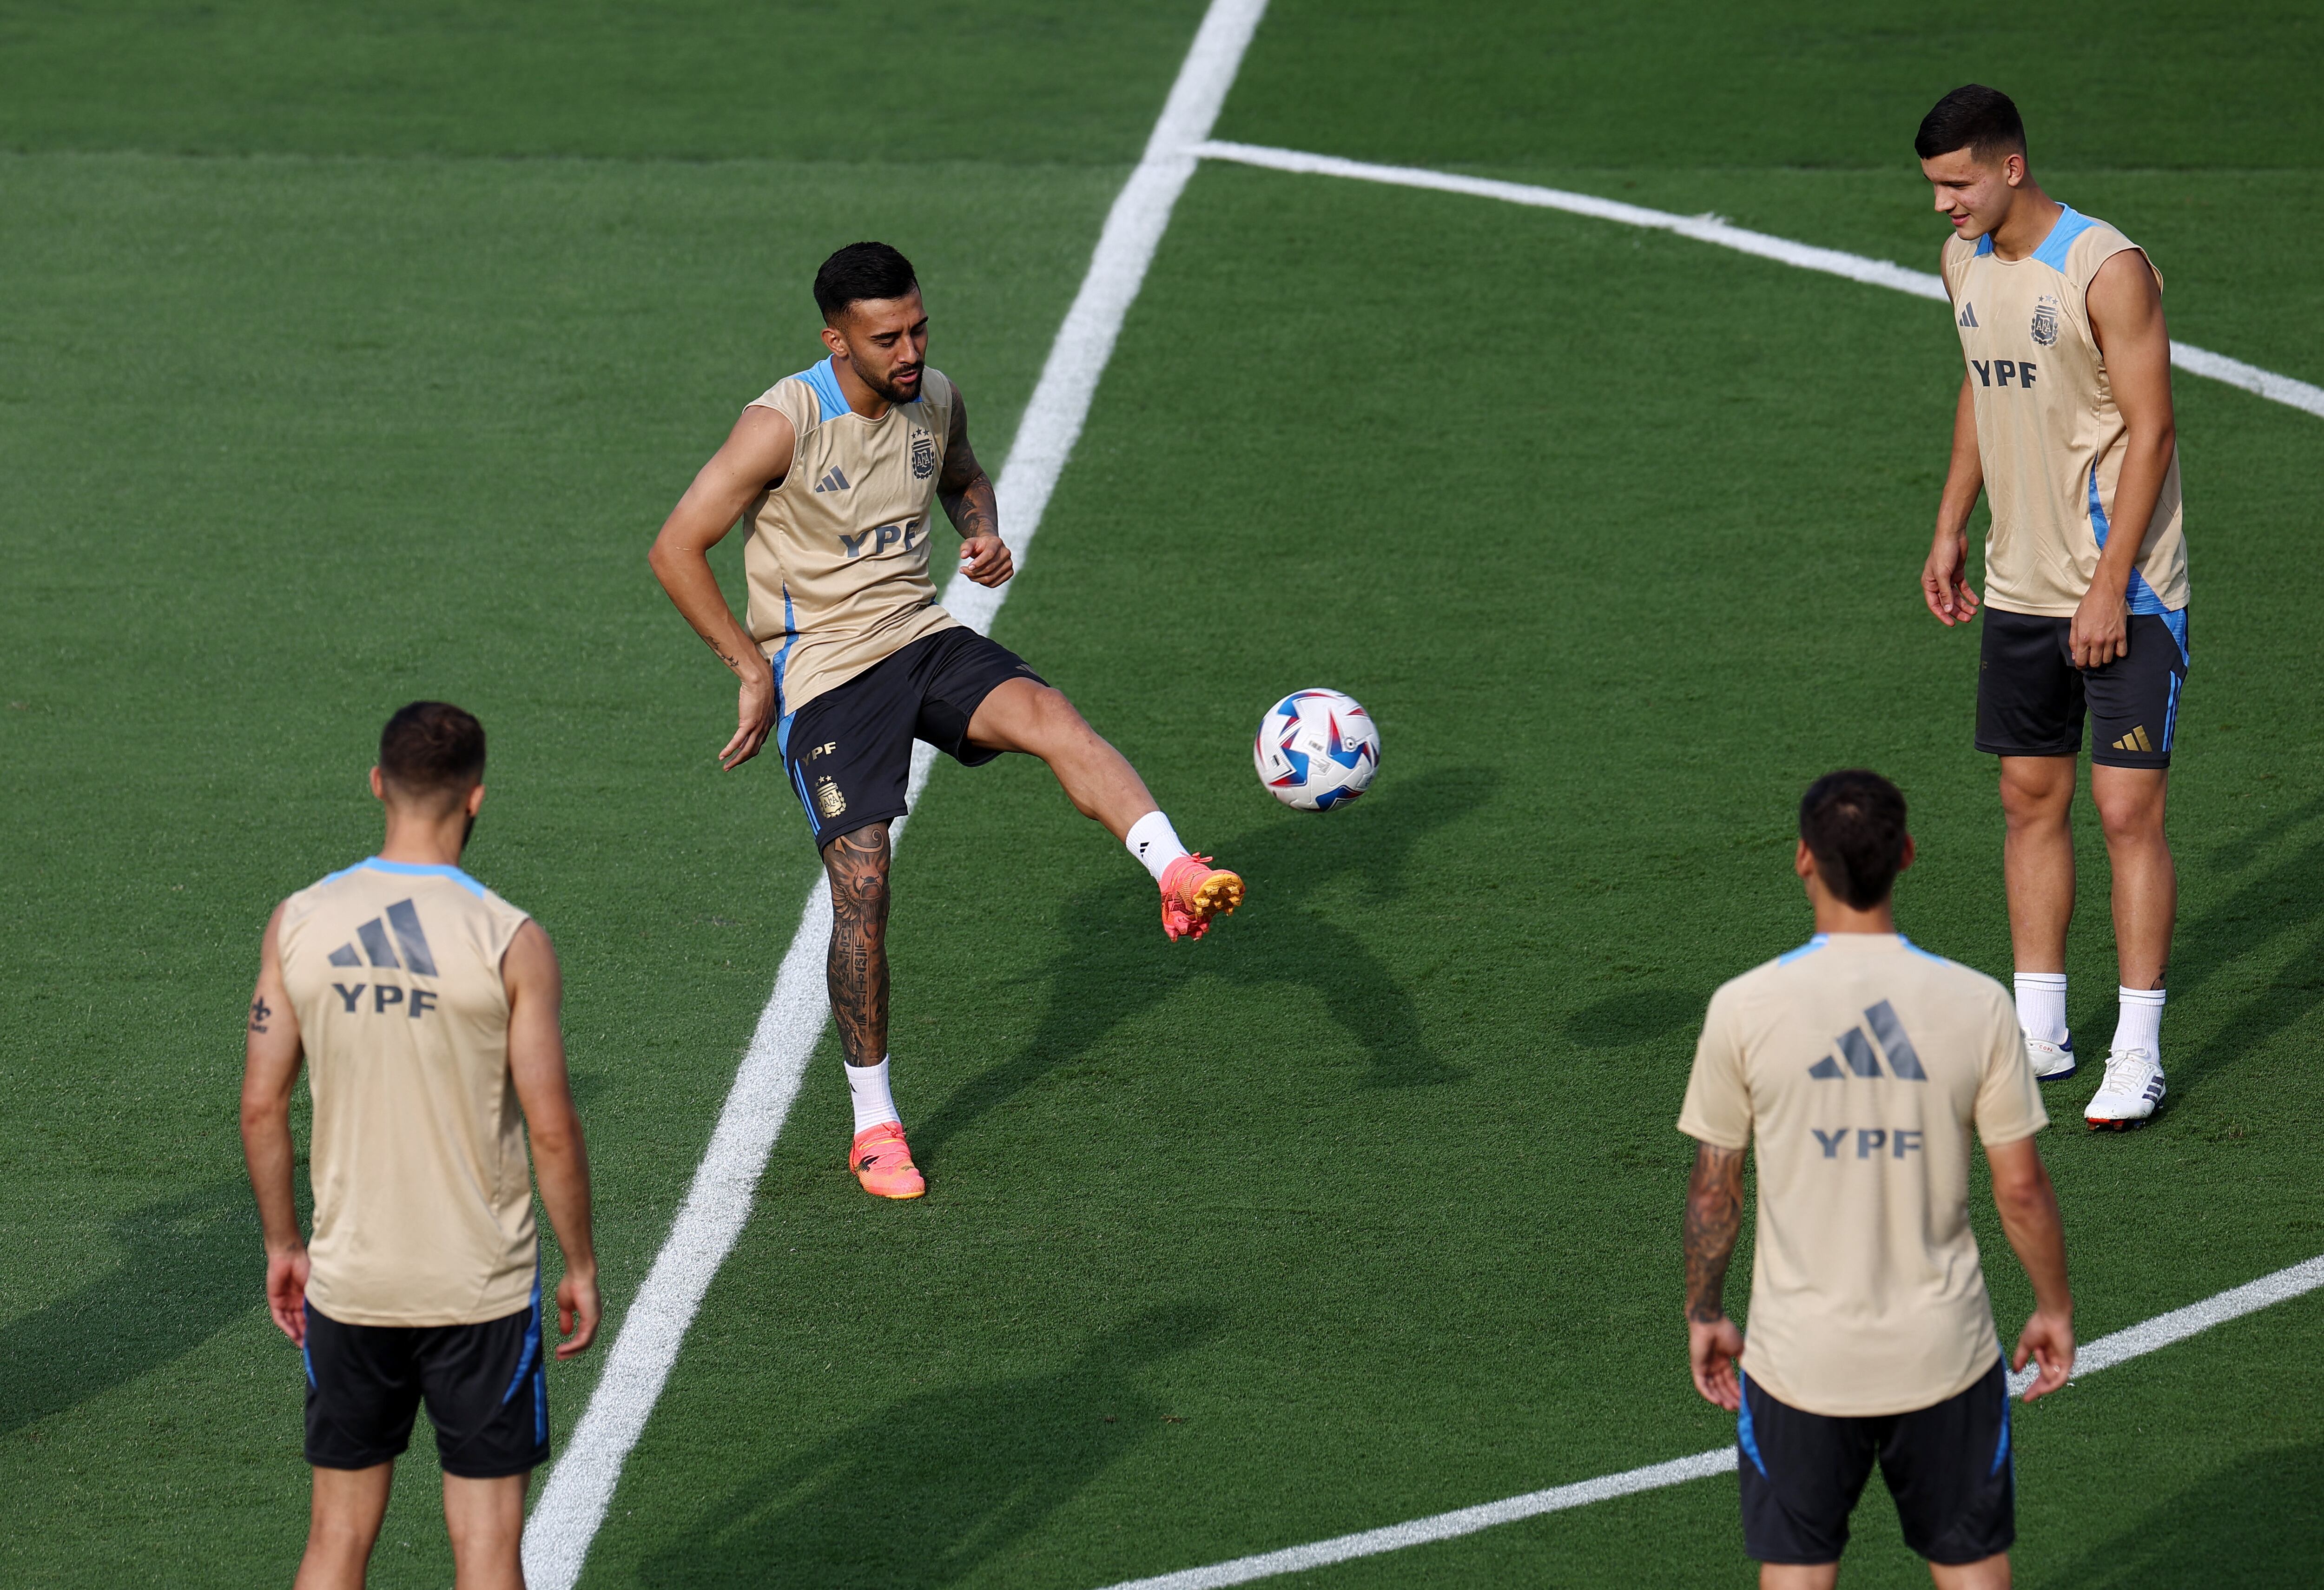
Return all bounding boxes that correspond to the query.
[1739,1358,2014,1567]
[303,1290,549,1478]
[1975,607,2189,769]
[777,627,1044,849]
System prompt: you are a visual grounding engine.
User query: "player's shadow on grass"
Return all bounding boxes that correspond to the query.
[0,1180,259,1435]
[914,767,1494,1164]
[2147,796,2324,1093]
[2047,1437,2324,1586]
[638,1300,1221,1588]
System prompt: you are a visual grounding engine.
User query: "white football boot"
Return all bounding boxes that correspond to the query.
[2025,1031,2077,1082]
[2085,1047,2165,1129]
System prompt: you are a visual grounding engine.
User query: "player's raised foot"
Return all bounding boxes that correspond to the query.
[2026,1032,2077,1082]
[1159,853,1243,942]
[2085,1048,2164,1130]
[849,1122,926,1199]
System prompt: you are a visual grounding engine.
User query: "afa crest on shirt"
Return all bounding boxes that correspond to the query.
[2030,297,2061,347]
[910,430,938,480]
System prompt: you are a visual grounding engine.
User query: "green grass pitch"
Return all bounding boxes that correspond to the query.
[2,2,2321,1585]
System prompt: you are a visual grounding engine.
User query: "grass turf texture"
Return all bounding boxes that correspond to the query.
[1,2,2320,1586]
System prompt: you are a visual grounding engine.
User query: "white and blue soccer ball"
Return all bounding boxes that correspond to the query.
[1254,688,1380,811]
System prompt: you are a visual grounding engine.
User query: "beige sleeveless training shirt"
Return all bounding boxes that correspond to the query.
[744,358,961,714]
[278,858,538,1327]
[1678,933,2047,1417]
[1941,207,2189,618]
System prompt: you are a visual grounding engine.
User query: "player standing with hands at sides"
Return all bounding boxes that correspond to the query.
[241,703,600,1589]
[1681,772,2074,1589]
[648,242,1243,1203]
[1915,85,2191,1128]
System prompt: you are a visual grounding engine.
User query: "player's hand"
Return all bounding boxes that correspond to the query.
[2069,582,2129,670]
[721,669,776,770]
[1922,534,1980,626]
[2012,1306,2074,1401]
[555,1264,602,1359]
[1688,1315,1746,1411]
[266,1243,311,1345]
[958,534,1013,588]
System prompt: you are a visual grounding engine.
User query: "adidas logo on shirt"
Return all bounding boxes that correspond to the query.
[325,898,438,974]
[812,466,852,494]
[1807,1000,1928,1081]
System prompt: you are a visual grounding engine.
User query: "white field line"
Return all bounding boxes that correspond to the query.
[515,3,1271,1586]
[1192,140,2324,422]
[1094,1251,2324,1590]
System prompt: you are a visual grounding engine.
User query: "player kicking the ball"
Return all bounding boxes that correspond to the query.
[649,241,1242,1201]
[1915,86,2190,1129]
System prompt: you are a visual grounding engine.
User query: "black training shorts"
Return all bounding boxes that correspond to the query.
[303,1286,549,1478]
[1738,1359,2014,1567]
[1975,606,2189,769]
[778,627,1045,847]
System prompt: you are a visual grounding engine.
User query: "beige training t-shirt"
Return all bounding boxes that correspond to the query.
[744,358,962,714]
[1677,932,2047,1417]
[278,858,538,1327]
[1941,206,2190,618]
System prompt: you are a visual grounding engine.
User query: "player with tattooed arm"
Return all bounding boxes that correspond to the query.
[648,242,1244,1202]
[1679,772,2073,1589]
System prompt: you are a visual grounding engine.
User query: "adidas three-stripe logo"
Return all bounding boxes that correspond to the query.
[812,466,851,494]
[1957,301,1978,328]
[2112,725,2155,753]
[1808,1000,1928,1081]
[325,898,438,976]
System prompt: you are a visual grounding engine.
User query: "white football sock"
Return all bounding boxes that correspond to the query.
[845,1056,901,1135]
[2014,972,2069,1045]
[1125,810,1188,884]
[2112,987,2166,1060]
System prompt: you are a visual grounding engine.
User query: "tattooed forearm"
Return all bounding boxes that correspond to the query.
[822,825,891,1068]
[1684,1142,1745,1324]
[940,472,998,541]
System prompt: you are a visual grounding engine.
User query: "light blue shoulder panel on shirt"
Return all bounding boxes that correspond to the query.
[1776,933,1830,966]
[793,358,851,426]
[356,857,488,897]
[2030,205,2099,273]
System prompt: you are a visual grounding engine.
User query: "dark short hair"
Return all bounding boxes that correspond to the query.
[1915,84,2027,164]
[1798,771,1909,910]
[812,241,918,323]
[379,701,486,803]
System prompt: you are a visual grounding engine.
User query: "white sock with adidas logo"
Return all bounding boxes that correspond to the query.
[2112,987,2166,1061]
[1125,810,1189,884]
[2014,972,2069,1045]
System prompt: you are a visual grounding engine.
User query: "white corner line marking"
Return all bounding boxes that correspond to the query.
[1091,1251,2324,1590]
[516,3,1272,1586]
[1191,140,2324,422]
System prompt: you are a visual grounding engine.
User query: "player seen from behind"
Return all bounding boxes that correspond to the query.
[648,242,1243,1203]
[1915,85,2189,1128]
[1681,771,2073,1590]
[240,702,600,1590]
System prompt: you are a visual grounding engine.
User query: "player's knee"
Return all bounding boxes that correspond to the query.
[1997,764,2071,823]
[2093,785,2164,844]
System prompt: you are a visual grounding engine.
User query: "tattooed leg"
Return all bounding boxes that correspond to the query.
[822,824,892,1068]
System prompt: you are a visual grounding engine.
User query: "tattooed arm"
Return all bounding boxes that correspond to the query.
[1684,1139,1748,1411]
[938,386,1012,588]
[648,405,797,770]
[821,825,892,1069]
[239,900,310,1345]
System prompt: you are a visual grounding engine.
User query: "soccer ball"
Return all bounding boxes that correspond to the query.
[1254,689,1380,811]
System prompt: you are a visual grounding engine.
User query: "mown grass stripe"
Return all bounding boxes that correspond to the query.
[1093,1250,2324,1590]
[516,3,1273,1585]
[1192,139,2324,421]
